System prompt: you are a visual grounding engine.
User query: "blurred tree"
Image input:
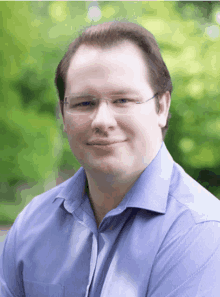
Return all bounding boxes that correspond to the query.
[0,1,220,225]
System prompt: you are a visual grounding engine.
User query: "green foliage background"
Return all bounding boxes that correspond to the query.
[1,1,220,224]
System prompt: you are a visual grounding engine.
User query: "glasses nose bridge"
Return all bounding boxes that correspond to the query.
[96,96,114,109]
[93,96,116,116]
[98,96,111,104]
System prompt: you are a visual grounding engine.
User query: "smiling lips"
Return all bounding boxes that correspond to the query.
[87,139,125,145]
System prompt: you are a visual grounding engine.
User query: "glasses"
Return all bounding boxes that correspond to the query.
[62,92,158,115]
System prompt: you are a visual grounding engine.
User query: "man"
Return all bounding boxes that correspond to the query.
[1,21,220,297]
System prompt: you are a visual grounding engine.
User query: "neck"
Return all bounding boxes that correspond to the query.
[84,141,163,226]
[84,167,144,226]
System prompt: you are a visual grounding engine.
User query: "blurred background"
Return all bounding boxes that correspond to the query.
[1,1,220,228]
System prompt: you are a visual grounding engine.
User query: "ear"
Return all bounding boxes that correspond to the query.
[157,91,171,128]
[59,102,67,133]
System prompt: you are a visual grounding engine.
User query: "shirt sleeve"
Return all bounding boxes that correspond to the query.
[0,219,25,297]
[147,221,220,297]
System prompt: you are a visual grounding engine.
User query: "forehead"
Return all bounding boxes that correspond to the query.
[68,40,146,70]
[66,41,152,95]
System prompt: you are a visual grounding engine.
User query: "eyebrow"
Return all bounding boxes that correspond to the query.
[106,89,140,96]
[67,88,140,98]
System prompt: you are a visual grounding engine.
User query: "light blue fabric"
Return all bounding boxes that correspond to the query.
[1,142,220,297]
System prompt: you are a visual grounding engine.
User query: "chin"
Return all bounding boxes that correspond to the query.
[86,156,137,177]
[87,159,120,173]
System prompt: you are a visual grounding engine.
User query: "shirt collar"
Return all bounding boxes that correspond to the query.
[123,142,174,214]
[54,142,173,215]
[53,167,88,214]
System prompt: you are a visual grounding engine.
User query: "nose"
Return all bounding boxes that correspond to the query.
[90,99,117,132]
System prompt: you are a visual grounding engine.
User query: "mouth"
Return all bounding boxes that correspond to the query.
[87,140,126,148]
[88,142,119,146]
[87,140,125,146]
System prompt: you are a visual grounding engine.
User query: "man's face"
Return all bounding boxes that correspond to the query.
[62,41,170,177]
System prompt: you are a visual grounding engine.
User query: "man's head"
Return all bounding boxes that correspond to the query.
[55,21,172,139]
[55,21,172,177]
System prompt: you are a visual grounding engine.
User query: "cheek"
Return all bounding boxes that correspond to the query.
[128,114,152,136]
[65,118,87,136]
[128,115,159,146]
[64,123,87,151]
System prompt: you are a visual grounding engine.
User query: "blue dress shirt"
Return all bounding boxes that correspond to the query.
[1,142,220,297]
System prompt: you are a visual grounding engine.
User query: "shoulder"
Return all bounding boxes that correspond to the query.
[168,161,220,224]
[10,175,77,238]
[147,161,220,296]
[0,175,78,295]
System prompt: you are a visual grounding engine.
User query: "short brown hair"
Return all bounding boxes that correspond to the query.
[55,20,173,139]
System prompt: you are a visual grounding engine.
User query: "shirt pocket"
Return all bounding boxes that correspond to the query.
[23,279,64,297]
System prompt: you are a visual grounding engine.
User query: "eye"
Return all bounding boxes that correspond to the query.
[69,98,97,108]
[114,98,131,104]
[78,101,93,107]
